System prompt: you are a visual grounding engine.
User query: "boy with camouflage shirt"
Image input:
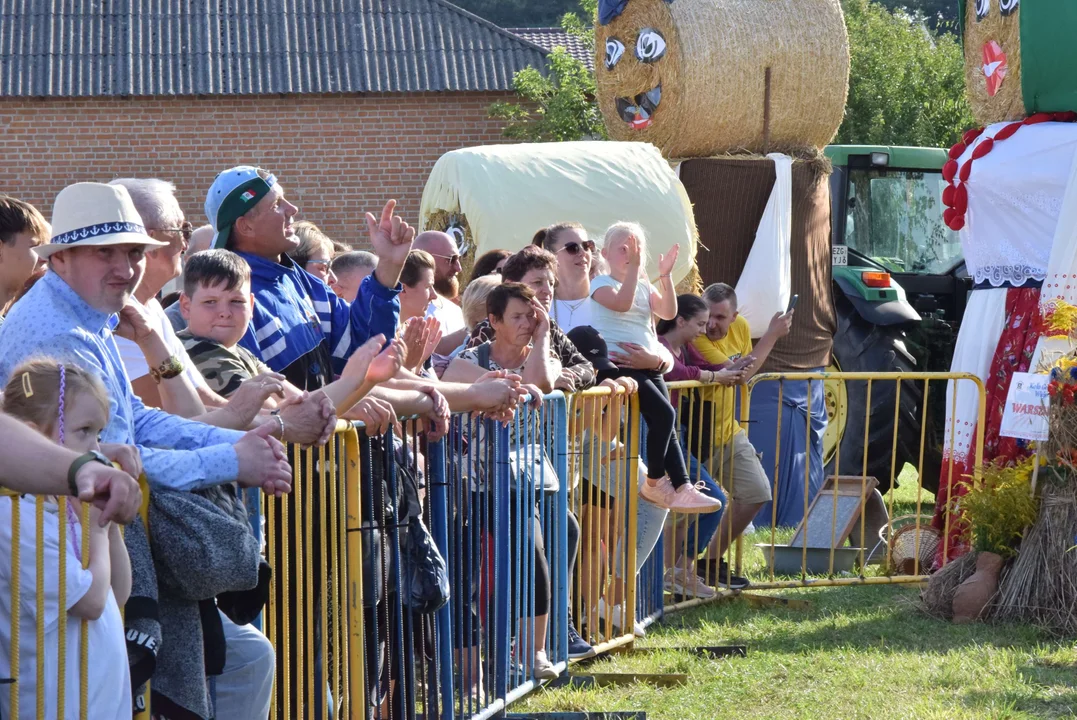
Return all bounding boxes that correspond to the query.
[177,250,278,397]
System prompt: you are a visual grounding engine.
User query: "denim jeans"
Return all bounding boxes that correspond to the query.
[640,422,727,559]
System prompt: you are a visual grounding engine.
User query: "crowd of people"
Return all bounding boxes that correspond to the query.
[0,169,792,717]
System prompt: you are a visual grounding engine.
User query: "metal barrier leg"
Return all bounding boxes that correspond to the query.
[428,437,456,720]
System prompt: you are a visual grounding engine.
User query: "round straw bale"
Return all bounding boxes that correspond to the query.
[595,0,850,159]
[419,142,698,286]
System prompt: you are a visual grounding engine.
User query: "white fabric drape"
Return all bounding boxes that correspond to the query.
[735,153,793,338]
[943,288,1008,465]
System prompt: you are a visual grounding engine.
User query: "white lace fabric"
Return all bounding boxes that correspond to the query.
[958,122,1077,287]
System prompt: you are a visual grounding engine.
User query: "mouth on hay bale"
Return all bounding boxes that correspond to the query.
[963,0,1023,124]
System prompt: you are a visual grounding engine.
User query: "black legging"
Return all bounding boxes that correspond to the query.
[620,369,690,489]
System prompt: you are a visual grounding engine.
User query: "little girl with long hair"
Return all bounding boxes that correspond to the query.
[0,359,132,719]
[590,223,722,514]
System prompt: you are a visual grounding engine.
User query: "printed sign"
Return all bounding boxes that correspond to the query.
[999,372,1050,442]
[832,245,848,267]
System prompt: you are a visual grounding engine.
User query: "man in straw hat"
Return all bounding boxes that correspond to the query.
[0,182,293,497]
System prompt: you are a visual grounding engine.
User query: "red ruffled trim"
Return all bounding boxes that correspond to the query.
[942,112,1077,231]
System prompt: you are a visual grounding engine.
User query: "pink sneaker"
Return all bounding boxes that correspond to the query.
[669,481,723,514]
[639,476,678,510]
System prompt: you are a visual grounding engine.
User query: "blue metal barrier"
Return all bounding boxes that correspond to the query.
[435,395,570,720]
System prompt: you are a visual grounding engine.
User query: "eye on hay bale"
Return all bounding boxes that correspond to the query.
[424,209,478,283]
[595,0,850,159]
[419,141,698,287]
[961,0,1077,125]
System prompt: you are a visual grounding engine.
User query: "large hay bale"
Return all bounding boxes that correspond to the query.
[419,141,698,286]
[961,0,1077,124]
[594,0,850,158]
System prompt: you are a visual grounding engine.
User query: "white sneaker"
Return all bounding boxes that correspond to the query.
[664,567,717,600]
[533,650,559,680]
[597,599,647,638]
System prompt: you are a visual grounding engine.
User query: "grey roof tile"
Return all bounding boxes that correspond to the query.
[0,0,549,97]
[506,27,593,73]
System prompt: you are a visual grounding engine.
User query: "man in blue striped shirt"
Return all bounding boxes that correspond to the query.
[207,167,409,392]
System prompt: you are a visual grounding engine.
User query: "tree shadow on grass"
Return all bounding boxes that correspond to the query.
[650,585,1065,656]
[960,685,1077,720]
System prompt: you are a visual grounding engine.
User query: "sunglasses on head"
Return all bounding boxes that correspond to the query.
[557,240,595,256]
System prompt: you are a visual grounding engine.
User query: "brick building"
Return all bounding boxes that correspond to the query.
[0,1,549,243]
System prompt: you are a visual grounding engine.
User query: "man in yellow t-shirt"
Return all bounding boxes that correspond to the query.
[691,283,792,588]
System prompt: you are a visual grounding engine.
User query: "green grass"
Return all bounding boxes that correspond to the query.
[518,467,1077,719]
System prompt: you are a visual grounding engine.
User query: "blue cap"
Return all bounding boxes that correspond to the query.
[204,166,277,249]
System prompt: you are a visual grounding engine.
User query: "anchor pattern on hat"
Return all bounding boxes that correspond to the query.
[53,221,147,246]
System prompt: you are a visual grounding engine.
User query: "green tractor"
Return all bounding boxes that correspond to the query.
[824,145,970,493]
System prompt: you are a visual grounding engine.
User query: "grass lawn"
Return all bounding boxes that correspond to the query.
[517,468,1077,719]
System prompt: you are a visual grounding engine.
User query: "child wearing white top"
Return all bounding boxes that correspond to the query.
[0,359,132,719]
[590,223,722,515]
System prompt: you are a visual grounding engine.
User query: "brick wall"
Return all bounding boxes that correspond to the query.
[0,92,515,246]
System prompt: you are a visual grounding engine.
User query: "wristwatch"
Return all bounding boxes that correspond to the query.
[67,450,111,498]
[149,355,185,384]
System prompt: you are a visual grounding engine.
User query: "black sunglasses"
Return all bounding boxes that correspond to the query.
[557,240,595,256]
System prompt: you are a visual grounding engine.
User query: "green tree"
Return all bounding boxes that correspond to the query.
[836,0,974,147]
[488,1,606,142]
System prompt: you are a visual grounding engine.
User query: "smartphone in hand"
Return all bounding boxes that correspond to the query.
[729,355,755,371]
[786,294,799,313]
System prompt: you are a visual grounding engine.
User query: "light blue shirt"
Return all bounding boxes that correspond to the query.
[0,271,244,491]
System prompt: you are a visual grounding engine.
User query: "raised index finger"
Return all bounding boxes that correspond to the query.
[380,199,398,227]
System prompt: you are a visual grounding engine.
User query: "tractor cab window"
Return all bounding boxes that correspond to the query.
[844,168,961,275]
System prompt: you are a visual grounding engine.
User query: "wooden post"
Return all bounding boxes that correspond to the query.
[763,66,772,154]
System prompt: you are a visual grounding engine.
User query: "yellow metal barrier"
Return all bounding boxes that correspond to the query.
[664,372,986,600]
[3,475,150,720]
[566,386,641,656]
[263,422,363,719]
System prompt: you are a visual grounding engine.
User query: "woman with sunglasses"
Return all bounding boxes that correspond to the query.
[533,222,595,331]
[531,221,678,637]
[535,223,674,375]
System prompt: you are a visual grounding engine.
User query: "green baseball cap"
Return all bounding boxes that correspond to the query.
[204,166,278,249]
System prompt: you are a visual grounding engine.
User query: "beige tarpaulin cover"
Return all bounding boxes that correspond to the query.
[419,141,698,285]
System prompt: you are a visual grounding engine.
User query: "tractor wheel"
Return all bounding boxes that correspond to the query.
[824,298,942,495]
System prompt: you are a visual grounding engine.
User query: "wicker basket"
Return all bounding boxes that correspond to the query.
[883,515,940,576]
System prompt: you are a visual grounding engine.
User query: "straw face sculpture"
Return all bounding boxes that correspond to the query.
[595,0,850,158]
[960,0,1077,124]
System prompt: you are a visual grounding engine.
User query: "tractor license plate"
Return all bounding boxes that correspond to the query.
[832,245,848,267]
